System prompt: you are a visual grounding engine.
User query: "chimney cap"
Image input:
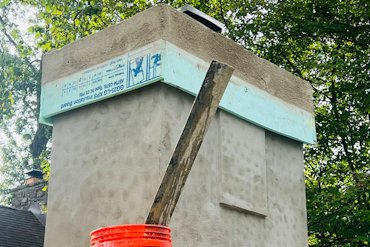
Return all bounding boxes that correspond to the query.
[178,5,225,33]
[25,169,43,179]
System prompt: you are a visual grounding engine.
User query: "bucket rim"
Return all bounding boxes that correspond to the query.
[90,224,171,236]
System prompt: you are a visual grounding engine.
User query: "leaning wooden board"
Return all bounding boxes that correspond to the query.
[146,61,234,226]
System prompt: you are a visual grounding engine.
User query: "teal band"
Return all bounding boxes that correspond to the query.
[40,40,316,144]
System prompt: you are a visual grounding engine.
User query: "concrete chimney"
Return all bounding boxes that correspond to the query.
[25,169,43,186]
[40,5,315,247]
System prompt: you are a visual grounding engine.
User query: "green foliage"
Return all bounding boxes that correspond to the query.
[40,151,50,192]
[0,51,39,187]
[21,0,152,51]
[0,1,51,196]
[0,0,368,246]
[0,53,15,118]
[225,1,369,245]
[307,173,370,246]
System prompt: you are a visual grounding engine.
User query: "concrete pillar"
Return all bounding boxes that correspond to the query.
[40,5,315,247]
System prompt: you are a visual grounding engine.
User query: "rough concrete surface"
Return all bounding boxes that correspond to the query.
[219,112,267,217]
[45,84,308,247]
[41,4,313,113]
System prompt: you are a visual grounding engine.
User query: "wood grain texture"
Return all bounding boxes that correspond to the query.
[146,61,234,225]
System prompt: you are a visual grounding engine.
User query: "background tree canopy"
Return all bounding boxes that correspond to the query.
[0,0,369,246]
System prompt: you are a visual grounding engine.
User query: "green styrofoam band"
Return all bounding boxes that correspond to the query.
[40,40,316,144]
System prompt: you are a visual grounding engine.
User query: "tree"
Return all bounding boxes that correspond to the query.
[0,1,51,202]
[0,0,369,245]
[226,1,369,245]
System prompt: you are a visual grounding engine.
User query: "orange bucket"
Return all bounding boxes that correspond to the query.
[90,224,172,247]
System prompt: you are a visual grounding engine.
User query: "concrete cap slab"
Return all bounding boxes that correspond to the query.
[41,4,313,113]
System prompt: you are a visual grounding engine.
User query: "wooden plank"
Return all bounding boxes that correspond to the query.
[146,61,234,225]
